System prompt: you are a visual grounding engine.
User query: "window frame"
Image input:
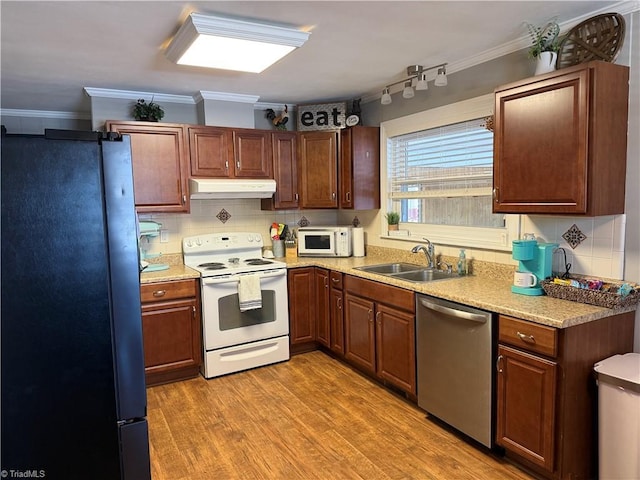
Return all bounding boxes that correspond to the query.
[380,93,520,251]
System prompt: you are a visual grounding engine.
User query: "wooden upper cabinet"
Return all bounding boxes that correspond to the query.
[340,126,380,209]
[188,126,233,177]
[188,126,271,178]
[298,131,339,208]
[105,121,189,213]
[493,61,629,216]
[232,128,272,178]
[262,132,298,210]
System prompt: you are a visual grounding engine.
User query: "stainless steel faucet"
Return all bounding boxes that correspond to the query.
[411,239,435,268]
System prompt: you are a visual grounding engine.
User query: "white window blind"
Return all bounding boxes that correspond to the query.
[388,117,501,228]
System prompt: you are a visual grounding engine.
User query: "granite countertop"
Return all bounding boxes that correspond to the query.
[140,252,636,329]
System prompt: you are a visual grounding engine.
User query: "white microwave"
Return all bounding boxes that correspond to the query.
[297,226,352,257]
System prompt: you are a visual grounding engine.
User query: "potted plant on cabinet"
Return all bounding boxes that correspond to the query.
[132,98,165,122]
[526,19,561,75]
[385,211,400,232]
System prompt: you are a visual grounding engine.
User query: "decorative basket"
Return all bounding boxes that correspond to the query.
[541,278,640,309]
[556,13,626,69]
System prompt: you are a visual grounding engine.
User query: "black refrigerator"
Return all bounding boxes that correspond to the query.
[1,131,151,479]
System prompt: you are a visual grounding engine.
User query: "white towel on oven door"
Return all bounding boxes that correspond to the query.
[238,274,262,312]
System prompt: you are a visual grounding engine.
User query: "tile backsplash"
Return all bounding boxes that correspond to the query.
[139,198,338,256]
[522,214,626,280]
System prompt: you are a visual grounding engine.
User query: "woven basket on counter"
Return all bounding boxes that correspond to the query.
[541,278,640,309]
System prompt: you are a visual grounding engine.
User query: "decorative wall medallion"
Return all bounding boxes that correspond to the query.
[216,208,231,224]
[562,224,587,249]
[352,216,361,227]
[297,216,310,227]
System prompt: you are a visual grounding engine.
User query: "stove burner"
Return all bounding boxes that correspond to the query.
[198,262,225,268]
[246,259,273,266]
[204,265,227,271]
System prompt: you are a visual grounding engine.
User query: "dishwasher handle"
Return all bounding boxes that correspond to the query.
[419,298,487,323]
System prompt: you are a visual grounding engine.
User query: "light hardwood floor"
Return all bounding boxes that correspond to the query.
[147,351,536,480]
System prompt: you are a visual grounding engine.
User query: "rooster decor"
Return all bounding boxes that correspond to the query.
[265,105,289,130]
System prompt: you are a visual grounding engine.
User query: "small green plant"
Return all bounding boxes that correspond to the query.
[385,211,400,225]
[526,19,561,58]
[132,98,165,122]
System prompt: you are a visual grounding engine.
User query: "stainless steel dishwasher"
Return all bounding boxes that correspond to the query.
[416,294,494,448]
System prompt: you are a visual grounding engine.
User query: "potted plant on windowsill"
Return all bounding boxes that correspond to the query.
[385,211,400,232]
[526,19,561,75]
[132,98,165,122]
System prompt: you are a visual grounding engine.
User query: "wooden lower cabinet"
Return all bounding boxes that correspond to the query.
[329,271,345,356]
[315,268,330,348]
[496,345,556,472]
[287,267,317,351]
[140,279,202,386]
[496,313,635,479]
[344,275,416,395]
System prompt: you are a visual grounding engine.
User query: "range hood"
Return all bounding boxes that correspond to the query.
[190,178,276,199]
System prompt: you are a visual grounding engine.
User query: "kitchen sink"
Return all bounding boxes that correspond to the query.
[391,269,455,283]
[355,263,457,283]
[354,263,425,274]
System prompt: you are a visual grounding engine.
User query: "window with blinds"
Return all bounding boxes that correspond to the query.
[387,117,503,228]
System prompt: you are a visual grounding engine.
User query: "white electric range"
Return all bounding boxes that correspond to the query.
[183,232,289,378]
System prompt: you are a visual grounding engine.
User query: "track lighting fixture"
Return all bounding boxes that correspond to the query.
[380,63,447,105]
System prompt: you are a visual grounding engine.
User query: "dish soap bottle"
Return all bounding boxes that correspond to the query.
[457,249,467,276]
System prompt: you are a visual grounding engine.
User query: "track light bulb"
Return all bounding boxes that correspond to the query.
[402,81,414,99]
[415,73,428,91]
[435,67,447,86]
[381,88,392,105]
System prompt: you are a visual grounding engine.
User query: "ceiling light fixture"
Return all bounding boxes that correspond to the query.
[380,63,447,105]
[165,13,311,73]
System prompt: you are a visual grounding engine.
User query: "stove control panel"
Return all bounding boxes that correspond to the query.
[183,232,264,253]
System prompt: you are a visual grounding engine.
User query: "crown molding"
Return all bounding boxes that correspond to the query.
[195,91,260,104]
[83,87,195,104]
[254,102,296,111]
[0,108,91,120]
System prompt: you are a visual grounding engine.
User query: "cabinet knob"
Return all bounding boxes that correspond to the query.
[152,290,166,297]
[368,309,373,322]
[375,311,381,324]
[236,161,240,170]
[346,192,351,202]
[493,188,499,203]
[332,192,336,200]
[295,193,299,201]
[496,354,504,373]
[225,160,229,170]
[337,298,342,309]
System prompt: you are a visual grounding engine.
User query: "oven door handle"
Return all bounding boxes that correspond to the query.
[202,269,287,285]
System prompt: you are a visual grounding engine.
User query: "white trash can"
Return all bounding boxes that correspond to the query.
[593,353,640,480]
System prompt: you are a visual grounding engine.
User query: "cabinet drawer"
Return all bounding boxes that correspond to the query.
[345,275,414,312]
[499,315,557,358]
[141,279,197,303]
[330,271,343,289]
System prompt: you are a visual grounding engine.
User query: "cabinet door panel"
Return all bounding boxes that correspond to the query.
[288,268,316,344]
[315,268,330,347]
[233,129,272,178]
[106,122,188,213]
[494,71,588,213]
[299,131,338,208]
[188,127,232,177]
[344,293,375,374]
[330,288,344,356]
[263,132,298,210]
[142,300,199,372]
[496,345,556,472]
[376,304,415,394]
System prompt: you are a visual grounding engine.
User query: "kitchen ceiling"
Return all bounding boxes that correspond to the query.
[0,1,626,115]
